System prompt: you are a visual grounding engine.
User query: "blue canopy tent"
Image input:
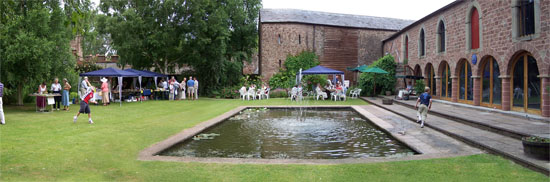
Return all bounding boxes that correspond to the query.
[140,70,168,89]
[297,65,345,86]
[79,67,138,106]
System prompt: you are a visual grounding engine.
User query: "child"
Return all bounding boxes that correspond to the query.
[73,87,97,124]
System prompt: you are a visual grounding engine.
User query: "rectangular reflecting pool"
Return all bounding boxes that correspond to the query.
[159,108,417,159]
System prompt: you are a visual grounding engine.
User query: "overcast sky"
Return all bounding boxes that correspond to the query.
[91,0,456,21]
[262,0,455,20]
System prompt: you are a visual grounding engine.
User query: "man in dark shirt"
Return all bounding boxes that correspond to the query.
[415,87,432,128]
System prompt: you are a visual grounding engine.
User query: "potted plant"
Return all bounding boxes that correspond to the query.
[385,90,392,96]
[522,136,550,161]
[382,98,393,105]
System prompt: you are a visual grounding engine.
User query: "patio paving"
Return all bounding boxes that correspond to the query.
[361,97,550,175]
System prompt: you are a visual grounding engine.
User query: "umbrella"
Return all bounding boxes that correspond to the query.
[360,66,388,97]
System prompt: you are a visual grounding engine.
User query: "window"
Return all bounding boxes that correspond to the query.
[518,0,535,36]
[298,34,301,44]
[419,29,425,56]
[440,62,452,99]
[278,60,282,68]
[512,53,540,113]
[405,36,409,59]
[470,8,480,49]
[459,60,473,102]
[480,57,501,107]
[438,21,445,52]
[278,34,281,44]
[426,65,437,96]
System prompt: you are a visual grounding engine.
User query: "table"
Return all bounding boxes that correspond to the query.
[28,93,61,112]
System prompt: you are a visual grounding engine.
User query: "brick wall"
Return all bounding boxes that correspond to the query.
[383,0,550,116]
[257,22,396,83]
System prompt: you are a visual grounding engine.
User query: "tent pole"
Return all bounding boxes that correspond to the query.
[119,77,122,107]
[139,76,142,103]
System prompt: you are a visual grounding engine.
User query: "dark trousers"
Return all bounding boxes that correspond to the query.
[53,91,61,109]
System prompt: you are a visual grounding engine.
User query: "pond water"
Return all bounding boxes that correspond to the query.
[160,108,416,159]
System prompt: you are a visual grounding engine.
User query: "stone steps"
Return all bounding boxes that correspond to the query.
[361,97,550,176]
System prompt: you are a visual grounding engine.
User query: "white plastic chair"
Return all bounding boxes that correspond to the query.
[247,87,256,100]
[290,87,298,101]
[264,88,270,99]
[239,87,247,100]
[316,87,327,100]
[351,89,362,98]
[256,89,264,100]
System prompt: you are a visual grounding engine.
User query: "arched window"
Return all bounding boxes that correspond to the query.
[419,29,425,56]
[278,34,281,44]
[438,21,445,52]
[440,62,452,99]
[470,8,480,49]
[512,53,540,113]
[298,34,301,44]
[405,36,409,59]
[480,57,501,108]
[426,64,437,96]
[459,60,473,102]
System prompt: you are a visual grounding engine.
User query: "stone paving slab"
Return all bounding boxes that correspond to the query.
[387,96,550,139]
[362,97,550,175]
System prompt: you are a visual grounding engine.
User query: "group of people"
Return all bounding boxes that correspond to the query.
[240,84,270,100]
[36,78,73,111]
[159,76,199,101]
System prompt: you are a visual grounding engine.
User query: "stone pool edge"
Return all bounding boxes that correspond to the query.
[138,105,479,164]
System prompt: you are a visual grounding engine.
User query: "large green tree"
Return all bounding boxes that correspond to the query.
[0,0,82,105]
[99,0,261,93]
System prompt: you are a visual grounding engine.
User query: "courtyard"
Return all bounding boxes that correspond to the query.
[1,98,548,181]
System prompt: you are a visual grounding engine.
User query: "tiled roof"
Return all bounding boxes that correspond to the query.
[261,9,414,31]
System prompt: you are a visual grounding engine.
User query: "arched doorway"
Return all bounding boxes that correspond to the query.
[414,64,422,86]
[440,62,452,100]
[458,59,473,103]
[511,52,540,114]
[480,56,501,108]
[425,63,436,97]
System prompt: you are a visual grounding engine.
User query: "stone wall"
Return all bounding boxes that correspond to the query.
[383,0,550,116]
[257,22,396,83]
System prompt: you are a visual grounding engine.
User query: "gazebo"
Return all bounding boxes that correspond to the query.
[297,65,345,85]
[79,67,138,106]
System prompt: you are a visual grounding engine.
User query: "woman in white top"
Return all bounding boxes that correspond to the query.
[37,82,47,111]
[51,78,62,110]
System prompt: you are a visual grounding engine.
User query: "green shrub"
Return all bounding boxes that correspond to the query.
[359,55,397,96]
[269,51,320,89]
[269,90,288,98]
[414,80,426,95]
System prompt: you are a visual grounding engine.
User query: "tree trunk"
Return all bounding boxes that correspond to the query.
[17,84,23,106]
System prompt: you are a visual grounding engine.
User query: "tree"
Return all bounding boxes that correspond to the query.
[98,0,261,94]
[0,0,78,105]
[359,55,397,96]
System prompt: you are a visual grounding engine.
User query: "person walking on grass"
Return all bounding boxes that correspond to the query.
[415,87,432,128]
[194,77,198,100]
[73,82,97,124]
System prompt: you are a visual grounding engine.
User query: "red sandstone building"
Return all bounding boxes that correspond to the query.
[257,9,413,83]
[383,0,549,116]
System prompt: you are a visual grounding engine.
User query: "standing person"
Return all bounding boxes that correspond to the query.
[194,77,199,100]
[62,78,71,111]
[187,76,195,100]
[100,77,110,106]
[180,77,187,100]
[80,77,90,97]
[415,87,432,128]
[51,78,62,111]
[73,82,96,124]
[0,81,5,125]
[37,82,47,111]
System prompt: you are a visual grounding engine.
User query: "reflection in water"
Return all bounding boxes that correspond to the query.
[160,108,416,159]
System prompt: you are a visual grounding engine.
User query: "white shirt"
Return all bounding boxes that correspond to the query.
[51,83,62,92]
[194,80,198,88]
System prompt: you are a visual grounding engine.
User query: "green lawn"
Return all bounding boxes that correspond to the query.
[1,98,547,181]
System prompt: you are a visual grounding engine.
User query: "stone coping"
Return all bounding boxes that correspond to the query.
[138,105,481,164]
